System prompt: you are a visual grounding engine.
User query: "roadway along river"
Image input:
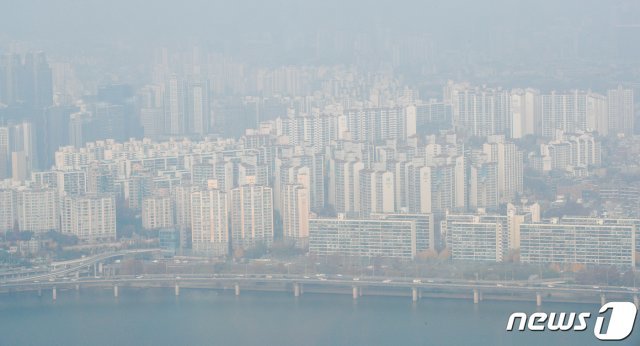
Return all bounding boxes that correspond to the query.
[0,287,637,345]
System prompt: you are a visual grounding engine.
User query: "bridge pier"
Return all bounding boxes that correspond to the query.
[38,288,42,297]
[98,262,103,274]
[634,295,639,308]
[352,286,358,300]
[75,284,80,291]
[235,283,240,296]
[473,289,479,304]
[412,287,419,302]
[294,283,301,297]
[536,292,542,307]
[114,285,119,298]
[175,283,180,296]
[600,293,606,306]
[52,287,57,301]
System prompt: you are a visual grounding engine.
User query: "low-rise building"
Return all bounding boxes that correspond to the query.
[520,218,635,267]
[309,215,416,260]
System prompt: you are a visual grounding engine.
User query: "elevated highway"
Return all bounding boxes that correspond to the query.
[2,248,160,283]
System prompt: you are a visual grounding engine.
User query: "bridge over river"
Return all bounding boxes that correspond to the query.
[2,270,638,307]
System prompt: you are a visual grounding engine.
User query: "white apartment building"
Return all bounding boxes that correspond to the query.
[60,194,116,242]
[16,188,58,233]
[190,188,228,256]
[230,184,274,249]
[142,196,174,230]
[282,184,310,248]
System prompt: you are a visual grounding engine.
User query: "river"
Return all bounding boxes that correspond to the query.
[0,288,637,345]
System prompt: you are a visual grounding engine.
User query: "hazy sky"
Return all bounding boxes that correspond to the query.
[2,0,639,75]
[1,0,626,41]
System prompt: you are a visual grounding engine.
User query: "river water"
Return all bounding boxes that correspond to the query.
[0,288,637,345]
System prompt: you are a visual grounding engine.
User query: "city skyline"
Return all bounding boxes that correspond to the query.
[1,2,640,345]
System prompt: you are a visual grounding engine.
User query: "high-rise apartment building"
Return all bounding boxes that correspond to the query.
[16,188,58,233]
[468,161,498,210]
[510,88,539,138]
[447,83,511,137]
[165,75,186,136]
[190,188,228,256]
[483,135,523,202]
[282,184,310,248]
[0,189,15,233]
[0,52,52,107]
[359,170,395,215]
[330,159,364,213]
[607,86,634,136]
[230,184,274,249]
[60,194,116,242]
[539,90,608,137]
[142,195,174,230]
[187,79,210,136]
